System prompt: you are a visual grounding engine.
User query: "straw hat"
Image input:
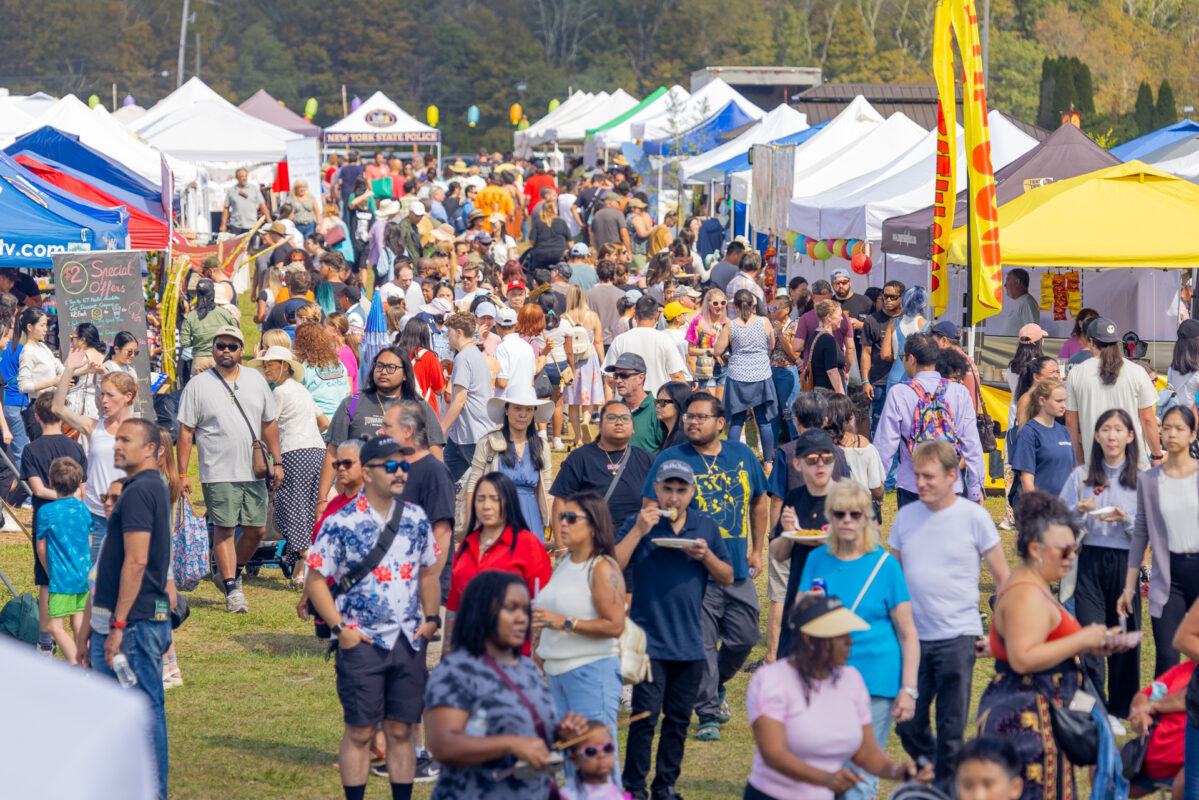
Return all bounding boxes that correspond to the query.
[449,159,469,174]
[248,345,305,383]
[376,198,402,218]
[486,384,554,425]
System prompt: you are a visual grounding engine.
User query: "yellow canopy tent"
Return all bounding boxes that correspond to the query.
[946,161,1199,268]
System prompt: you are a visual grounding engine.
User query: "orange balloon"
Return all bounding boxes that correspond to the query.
[510,104,523,126]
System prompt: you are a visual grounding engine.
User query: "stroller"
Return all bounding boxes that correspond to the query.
[207,510,294,581]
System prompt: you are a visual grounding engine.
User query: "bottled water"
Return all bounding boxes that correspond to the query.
[112,653,138,688]
[465,707,488,736]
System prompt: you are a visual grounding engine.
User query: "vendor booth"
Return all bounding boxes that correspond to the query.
[324,91,441,164]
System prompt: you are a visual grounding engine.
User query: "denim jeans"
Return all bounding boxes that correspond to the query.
[842,695,896,800]
[444,440,476,483]
[1184,724,1199,800]
[771,366,799,441]
[2,404,28,474]
[868,381,888,438]
[729,407,778,463]
[548,655,623,782]
[896,635,977,793]
[91,618,172,800]
[90,513,108,565]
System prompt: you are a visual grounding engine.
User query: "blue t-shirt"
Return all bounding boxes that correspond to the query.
[616,510,731,661]
[35,497,93,595]
[798,547,911,698]
[1009,418,1075,502]
[1,343,25,406]
[642,441,767,579]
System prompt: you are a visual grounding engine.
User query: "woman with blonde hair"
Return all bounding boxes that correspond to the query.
[687,288,729,399]
[289,180,321,237]
[527,189,571,271]
[561,284,605,447]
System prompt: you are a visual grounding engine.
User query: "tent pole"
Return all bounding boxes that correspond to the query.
[657,159,663,225]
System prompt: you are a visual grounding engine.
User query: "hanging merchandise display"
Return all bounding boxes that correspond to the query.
[1039,271,1081,321]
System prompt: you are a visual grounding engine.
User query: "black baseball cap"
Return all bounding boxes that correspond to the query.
[359,436,414,465]
[1086,317,1119,345]
[793,429,835,459]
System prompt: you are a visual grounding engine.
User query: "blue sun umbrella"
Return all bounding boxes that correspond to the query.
[358,289,390,390]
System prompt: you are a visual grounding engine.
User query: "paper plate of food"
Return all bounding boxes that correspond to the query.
[1087,506,1118,518]
[651,537,700,549]
[781,529,828,542]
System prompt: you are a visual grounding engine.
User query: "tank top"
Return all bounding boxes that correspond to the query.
[84,420,124,517]
[989,581,1082,663]
[727,318,771,382]
[534,556,620,676]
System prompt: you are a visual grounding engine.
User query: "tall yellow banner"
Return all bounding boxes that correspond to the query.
[931,0,1002,322]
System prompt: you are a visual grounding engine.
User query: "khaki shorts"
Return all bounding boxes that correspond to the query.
[767,553,790,604]
[202,480,269,528]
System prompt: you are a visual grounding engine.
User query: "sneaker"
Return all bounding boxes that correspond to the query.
[20,497,31,509]
[695,721,721,741]
[998,519,1015,531]
[414,752,440,782]
[0,514,20,531]
[716,686,731,724]
[552,437,564,450]
[1108,715,1127,737]
[37,643,55,658]
[369,762,388,778]
[621,684,633,711]
[226,587,249,614]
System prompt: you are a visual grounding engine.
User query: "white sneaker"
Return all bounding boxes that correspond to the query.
[226,587,249,614]
[552,437,564,450]
[1107,715,1127,737]
[0,514,20,531]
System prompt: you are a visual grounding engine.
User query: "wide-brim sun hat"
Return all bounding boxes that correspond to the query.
[788,595,869,638]
[486,384,554,425]
[248,345,305,383]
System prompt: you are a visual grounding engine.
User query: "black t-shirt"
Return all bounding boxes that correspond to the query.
[861,310,895,384]
[267,241,296,268]
[401,453,455,525]
[20,434,87,526]
[264,298,317,331]
[549,442,654,532]
[1187,660,1199,729]
[776,485,828,645]
[95,468,172,621]
[837,292,874,360]
[810,331,845,389]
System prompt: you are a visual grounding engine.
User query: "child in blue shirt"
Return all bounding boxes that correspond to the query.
[35,456,93,664]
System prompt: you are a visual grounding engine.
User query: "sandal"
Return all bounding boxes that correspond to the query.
[695,722,721,741]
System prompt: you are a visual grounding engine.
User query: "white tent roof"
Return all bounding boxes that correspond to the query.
[679,104,808,183]
[731,96,887,202]
[528,92,612,146]
[324,90,440,146]
[795,112,1038,240]
[136,101,301,164]
[112,105,146,125]
[0,104,36,149]
[129,76,238,136]
[542,89,640,144]
[514,92,596,154]
[593,85,690,150]
[631,78,763,141]
[8,91,58,117]
[1152,148,1199,183]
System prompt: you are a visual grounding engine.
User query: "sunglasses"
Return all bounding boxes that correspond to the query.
[611,372,640,381]
[366,460,409,474]
[213,341,242,352]
[558,511,588,525]
[830,509,864,520]
[654,399,672,407]
[333,459,357,471]
[575,741,616,760]
[100,493,121,503]
[802,454,836,466]
[1046,541,1082,558]
[882,293,901,301]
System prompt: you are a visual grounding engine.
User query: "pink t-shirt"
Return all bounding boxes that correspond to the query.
[337,345,359,395]
[745,660,871,800]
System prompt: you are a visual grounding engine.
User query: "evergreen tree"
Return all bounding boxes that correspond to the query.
[1072,58,1095,116]
[1037,57,1060,130]
[1051,57,1077,127]
[1134,81,1157,135]
[1156,79,1177,128]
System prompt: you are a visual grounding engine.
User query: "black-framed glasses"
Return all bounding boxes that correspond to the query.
[333,459,357,471]
[213,341,242,352]
[558,511,588,525]
[802,453,836,466]
[604,413,632,423]
[654,399,671,407]
[831,509,864,520]
[374,362,402,375]
[576,741,616,760]
[683,412,717,421]
[366,460,409,474]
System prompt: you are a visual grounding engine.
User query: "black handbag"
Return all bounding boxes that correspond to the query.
[533,369,553,399]
[1120,723,1155,780]
[1046,664,1108,766]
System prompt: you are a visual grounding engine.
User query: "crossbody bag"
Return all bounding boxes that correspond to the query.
[310,503,404,641]
[213,370,272,480]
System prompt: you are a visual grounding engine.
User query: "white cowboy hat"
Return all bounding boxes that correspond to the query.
[487,384,553,425]
[376,198,402,218]
[248,345,305,383]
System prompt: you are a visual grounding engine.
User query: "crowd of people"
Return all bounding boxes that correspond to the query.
[10,150,1199,800]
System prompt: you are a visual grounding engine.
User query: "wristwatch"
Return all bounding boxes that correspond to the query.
[563,618,577,633]
[901,686,919,700]
[330,621,347,636]
[425,615,442,629]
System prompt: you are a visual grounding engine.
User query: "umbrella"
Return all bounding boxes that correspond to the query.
[358,289,390,390]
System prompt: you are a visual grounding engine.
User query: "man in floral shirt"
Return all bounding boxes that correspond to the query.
[306,435,442,800]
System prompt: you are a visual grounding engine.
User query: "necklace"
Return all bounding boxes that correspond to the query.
[603,446,626,473]
[697,444,720,475]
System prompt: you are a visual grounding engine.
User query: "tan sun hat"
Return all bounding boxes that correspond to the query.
[248,345,305,383]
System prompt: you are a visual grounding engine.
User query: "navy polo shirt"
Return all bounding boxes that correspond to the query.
[616,509,730,662]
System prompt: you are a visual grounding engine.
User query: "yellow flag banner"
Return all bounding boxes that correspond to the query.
[931,0,1002,323]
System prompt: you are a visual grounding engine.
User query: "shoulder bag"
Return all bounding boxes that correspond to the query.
[212,370,272,480]
[310,502,405,640]
[849,550,889,613]
[1046,660,1109,765]
[585,553,651,685]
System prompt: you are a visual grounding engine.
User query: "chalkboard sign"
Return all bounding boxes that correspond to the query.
[51,250,153,411]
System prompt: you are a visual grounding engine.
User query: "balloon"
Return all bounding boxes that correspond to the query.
[122,94,136,107]
[784,231,798,248]
[517,118,529,130]
[304,97,318,118]
[87,94,100,109]
[851,240,866,257]
[427,105,439,127]
[814,241,831,260]
[510,104,523,126]
[834,239,847,259]
[350,96,362,112]
[851,253,873,275]
[548,98,560,113]
[796,234,808,251]
[806,240,818,259]
[467,105,480,127]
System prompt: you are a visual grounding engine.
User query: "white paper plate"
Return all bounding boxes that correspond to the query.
[1088,506,1118,518]
[651,537,698,549]
[782,530,827,542]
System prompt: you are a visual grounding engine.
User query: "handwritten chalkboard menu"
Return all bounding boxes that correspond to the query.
[51,251,153,410]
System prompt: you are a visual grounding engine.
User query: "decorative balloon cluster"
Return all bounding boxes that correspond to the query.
[782,231,873,274]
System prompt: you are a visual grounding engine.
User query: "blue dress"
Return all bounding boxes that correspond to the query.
[499,443,543,534]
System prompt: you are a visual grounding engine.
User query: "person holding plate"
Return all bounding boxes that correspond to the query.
[770,429,837,658]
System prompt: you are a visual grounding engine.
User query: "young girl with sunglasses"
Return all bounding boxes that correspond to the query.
[560,721,625,799]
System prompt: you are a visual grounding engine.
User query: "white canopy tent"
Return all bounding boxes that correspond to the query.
[324,90,441,149]
[112,104,146,125]
[542,89,640,145]
[0,104,35,149]
[730,95,887,203]
[127,76,237,136]
[8,91,58,118]
[514,92,595,156]
[527,92,611,146]
[1153,148,1199,183]
[678,104,808,183]
[134,101,301,165]
[631,78,763,141]
[592,85,690,151]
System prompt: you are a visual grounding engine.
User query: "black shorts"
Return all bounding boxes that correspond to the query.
[334,635,427,726]
[33,550,48,587]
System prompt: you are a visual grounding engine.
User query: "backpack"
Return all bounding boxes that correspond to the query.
[901,377,963,458]
[0,566,37,645]
[562,313,593,359]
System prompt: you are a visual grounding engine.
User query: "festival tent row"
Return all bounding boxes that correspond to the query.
[631,78,763,142]
[541,90,641,146]
[678,104,809,183]
[589,86,690,152]
[706,120,828,176]
[1110,118,1199,162]
[239,89,322,138]
[514,92,598,156]
[324,91,442,148]
[641,98,765,157]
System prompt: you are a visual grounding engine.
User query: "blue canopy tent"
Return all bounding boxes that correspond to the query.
[711,121,829,175]
[5,127,164,218]
[1111,119,1199,162]
[0,152,129,268]
[641,100,760,157]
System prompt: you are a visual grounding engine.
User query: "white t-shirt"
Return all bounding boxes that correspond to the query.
[558,193,581,237]
[1160,473,1199,553]
[602,327,687,395]
[991,292,1041,336]
[1065,356,1157,471]
[888,497,1000,640]
[665,327,693,381]
[495,333,536,396]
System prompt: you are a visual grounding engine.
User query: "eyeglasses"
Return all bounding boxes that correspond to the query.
[709,301,727,307]
[366,460,409,474]
[213,341,242,352]
[802,454,836,466]
[333,459,357,471]
[558,511,588,525]
[683,412,718,422]
[830,509,864,520]
[1047,541,1083,558]
[604,414,632,423]
[833,279,851,285]
[374,362,402,375]
[100,493,121,503]
[611,372,640,381]
[575,741,616,760]
[654,399,672,407]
